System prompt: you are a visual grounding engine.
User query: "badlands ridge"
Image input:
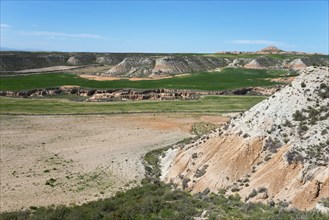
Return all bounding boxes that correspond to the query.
[161,66,329,210]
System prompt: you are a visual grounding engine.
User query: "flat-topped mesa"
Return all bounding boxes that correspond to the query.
[161,66,329,211]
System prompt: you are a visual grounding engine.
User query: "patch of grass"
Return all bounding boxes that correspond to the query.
[0,68,289,91]
[143,147,170,180]
[191,122,218,136]
[0,95,266,114]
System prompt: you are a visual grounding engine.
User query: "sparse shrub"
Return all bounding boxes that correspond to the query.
[320,198,329,208]
[293,110,306,121]
[45,178,56,187]
[285,151,304,164]
[87,89,96,96]
[268,200,275,207]
[194,165,208,178]
[182,178,190,190]
[70,88,78,94]
[264,155,272,161]
[248,189,258,198]
[299,124,308,131]
[301,82,306,88]
[318,83,329,99]
[243,179,249,183]
[231,187,240,192]
[29,206,38,210]
[258,187,268,193]
[243,133,249,138]
[264,137,282,153]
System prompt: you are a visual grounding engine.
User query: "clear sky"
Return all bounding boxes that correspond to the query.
[1,0,328,53]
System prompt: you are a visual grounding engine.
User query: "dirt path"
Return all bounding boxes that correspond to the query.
[0,113,227,212]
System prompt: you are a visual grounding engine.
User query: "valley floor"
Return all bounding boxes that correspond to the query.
[0,113,227,212]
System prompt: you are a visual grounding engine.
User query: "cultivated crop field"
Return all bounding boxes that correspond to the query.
[0,68,290,91]
[0,96,265,114]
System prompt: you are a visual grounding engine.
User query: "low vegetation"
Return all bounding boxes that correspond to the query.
[0,68,290,91]
[191,122,218,136]
[0,95,265,114]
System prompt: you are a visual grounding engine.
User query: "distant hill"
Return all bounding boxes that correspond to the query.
[1,50,328,75]
[257,46,284,53]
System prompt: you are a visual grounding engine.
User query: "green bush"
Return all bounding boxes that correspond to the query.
[293,110,306,121]
[248,189,258,198]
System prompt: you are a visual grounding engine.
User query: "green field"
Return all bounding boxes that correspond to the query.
[0,95,266,114]
[0,68,290,91]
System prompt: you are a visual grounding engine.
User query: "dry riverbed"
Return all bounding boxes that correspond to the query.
[0,113,227,212]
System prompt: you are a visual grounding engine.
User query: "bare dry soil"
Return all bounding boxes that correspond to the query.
[0,114,227,212]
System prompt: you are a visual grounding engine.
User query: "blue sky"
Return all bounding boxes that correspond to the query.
[1,1,328,53]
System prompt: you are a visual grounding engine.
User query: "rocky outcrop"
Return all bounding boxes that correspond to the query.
[152,56,228,74]
[0,86,277,101]
[106,56,229,77]
[161,66,329,210]
[96,56,122,65]
[103,55,329,78]
[67,57,81,65]
[66,54,99,66]
[286,58,307,70]
[107,57,155,77]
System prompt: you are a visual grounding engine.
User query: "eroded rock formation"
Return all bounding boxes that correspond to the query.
[161,66,329,210]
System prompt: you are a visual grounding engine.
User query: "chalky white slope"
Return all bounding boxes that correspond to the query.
[161,66,329,210]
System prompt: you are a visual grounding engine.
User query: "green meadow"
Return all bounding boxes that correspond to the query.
[0,68,290,91]
[0,95,265,114]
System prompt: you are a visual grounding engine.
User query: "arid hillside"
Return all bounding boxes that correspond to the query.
[105,55,328,77]
[161,66,329,210]
[1,48,328,75]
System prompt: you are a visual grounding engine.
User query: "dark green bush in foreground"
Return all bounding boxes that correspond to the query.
[1,182,328,220]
